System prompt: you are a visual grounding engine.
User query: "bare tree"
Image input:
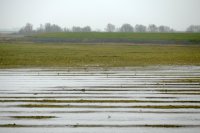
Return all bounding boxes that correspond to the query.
[148,24,158,32]
[64,27,71,32]
[105,23,116,32]
[36,24,44,33]
[158,25,172,32]
[158,25,166,32]
[72,26,82,32]
[120,24,134,32]
[19,23,33,34]
[44,23,51,32]
[51,24,63,32]
[44,23,62,32]
[82,26,92,32]
[135,24,146,32]
[186,25,200,32]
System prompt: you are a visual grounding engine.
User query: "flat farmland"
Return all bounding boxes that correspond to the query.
[0,43,200,68]
[1,33,200,133]
[32,32,200,44]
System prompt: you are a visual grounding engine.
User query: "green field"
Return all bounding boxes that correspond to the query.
[32,32,200,44]
[0,43,200,68]
[34,32,200,40]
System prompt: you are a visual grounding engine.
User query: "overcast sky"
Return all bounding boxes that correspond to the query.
[0,0,200,31]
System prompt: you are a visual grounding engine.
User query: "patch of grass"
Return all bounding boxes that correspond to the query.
[19,104,63,108]
[2,99,141,103]
[0,123,194,128]
[143,124,184,128]
[163,78,200,83]
[0,123,21,127]
[11,116,56,119]
[1,99,200,103]
[70,124,185,128]
[18,104,200,109]
[136,105,200,109]
[0,43,200,68]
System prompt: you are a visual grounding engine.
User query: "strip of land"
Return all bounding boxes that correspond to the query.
[0,43,200,68]
[31,32,200,44]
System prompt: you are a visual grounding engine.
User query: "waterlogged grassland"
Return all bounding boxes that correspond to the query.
[0,124,189,128]
[0,67,200,131]
[0,43,200,68]
[11,116,56,119]
[163,78,200,83]
[1,99,200,103]
[18,104,200,109]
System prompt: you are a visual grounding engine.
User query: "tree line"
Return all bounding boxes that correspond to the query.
[18,23,200,34]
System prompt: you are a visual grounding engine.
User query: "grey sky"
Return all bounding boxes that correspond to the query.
[0,0,199,31]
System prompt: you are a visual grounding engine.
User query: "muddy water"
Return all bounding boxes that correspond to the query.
[0,66,200,133]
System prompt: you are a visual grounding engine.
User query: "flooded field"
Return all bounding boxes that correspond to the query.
[0,66,200,133]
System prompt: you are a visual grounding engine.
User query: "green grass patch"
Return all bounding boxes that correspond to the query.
[1,99,200,103]
[0,124,192,128]
[19,104,62,108]
[163,78,200,83]
[33,32,200,42]
[0,124,22,127]
[11,116,56,119]
[1,99,141,103]
[1,43,200,68]
[143,124,184,128]
[71,124,185,128]
[18,104,200,109]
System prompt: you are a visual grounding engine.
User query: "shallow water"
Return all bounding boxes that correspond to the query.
[0,66,200,133]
